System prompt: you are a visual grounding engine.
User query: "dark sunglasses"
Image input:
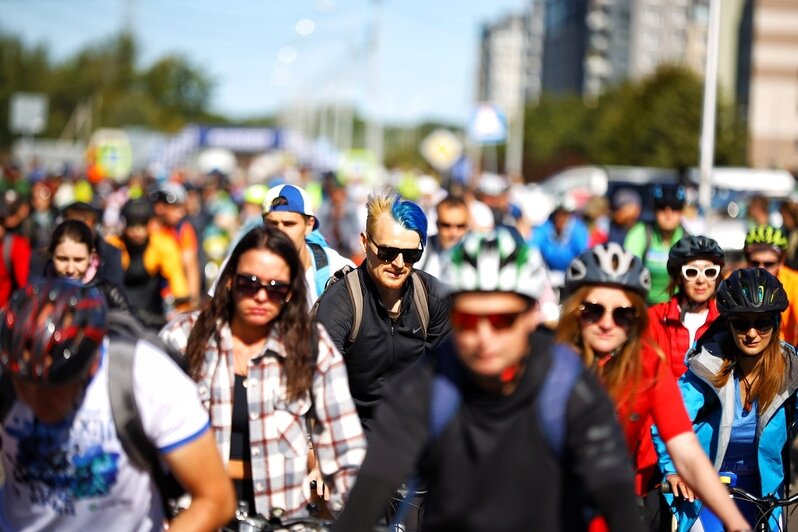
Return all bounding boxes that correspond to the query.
[579,301,638,329]
[368,234,423,263]
[437,221,468,230]
[654,201,683,212]
[681,265,721,281]
[729,316,775,334]
[450,309,525,332]
[234,274,291,303]
[749,261,778,269]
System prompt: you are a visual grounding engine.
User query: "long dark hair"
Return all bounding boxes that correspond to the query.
[49,219,95,258]
[185,225,314,401]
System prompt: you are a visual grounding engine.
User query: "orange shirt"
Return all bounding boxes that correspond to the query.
[778,265,798,346]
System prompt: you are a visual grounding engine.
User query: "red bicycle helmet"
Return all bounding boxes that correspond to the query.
[0,279,107,384]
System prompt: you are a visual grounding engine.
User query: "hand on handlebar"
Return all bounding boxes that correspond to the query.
[305,465,330,502]
[666,474,696,502]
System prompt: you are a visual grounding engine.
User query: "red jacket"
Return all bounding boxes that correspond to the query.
[647,296,720,379]
[589,343,693,531]
[0,234,30,307]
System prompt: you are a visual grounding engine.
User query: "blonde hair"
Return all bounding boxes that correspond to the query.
[365,189,398,236]
[710,321,785,411]
[556,285,655,404]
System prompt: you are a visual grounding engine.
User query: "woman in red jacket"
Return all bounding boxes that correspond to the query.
[557,243,747,532]
[648,236,725,379]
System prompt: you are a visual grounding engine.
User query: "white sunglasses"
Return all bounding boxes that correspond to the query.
[681,264,721,281]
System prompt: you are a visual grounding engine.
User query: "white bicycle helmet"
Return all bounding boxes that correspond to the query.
[441,227,547,301]
[565,242,651,298]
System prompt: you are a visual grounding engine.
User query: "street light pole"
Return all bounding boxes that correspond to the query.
[366,0,384,168]
[698,0,721,230]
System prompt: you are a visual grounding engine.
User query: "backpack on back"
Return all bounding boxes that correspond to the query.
[312,266,430,344]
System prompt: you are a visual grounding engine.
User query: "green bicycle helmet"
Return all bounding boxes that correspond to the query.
[745,225,788,253]
[441,227,547,301]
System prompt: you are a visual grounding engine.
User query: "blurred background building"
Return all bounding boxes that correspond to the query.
[476,0,798,171]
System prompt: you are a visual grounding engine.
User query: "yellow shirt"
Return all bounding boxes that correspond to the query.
[106,232,189,301]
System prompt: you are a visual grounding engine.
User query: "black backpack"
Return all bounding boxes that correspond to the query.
[0,310,188,516]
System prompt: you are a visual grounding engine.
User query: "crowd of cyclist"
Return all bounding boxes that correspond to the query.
[2,159,798,531]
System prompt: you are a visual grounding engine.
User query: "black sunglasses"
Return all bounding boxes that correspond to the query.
[654,201,683,211]
[729,316,775,334]
[450,309,525,331]
[437,221,468,230]
[367,234,423,263]
[579,301,638,329]
[234,274,291,303]
[749,261,778,269]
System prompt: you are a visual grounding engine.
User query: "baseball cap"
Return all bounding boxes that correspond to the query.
[151,182,187,205]
[263,184,319,229]
[611,188,642,210]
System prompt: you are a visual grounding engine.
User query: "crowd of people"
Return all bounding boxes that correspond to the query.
[1,160,798,531]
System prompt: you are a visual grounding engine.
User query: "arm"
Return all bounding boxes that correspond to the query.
[179,225,202,305]
[664,432,749,531]
[565,371,643,531]
[154,235,190,309]
[161,430,236,532]
[13,236,30,288]
[315,282,354,355]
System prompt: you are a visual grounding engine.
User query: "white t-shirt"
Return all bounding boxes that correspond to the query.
[683,309,710,350]
[0,340,210,532]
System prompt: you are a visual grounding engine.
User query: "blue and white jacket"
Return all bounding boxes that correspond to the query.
[653,329,798,531]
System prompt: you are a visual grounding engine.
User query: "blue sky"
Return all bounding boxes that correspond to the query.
[2,0,527,126]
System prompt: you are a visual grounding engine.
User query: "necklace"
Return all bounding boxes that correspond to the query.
[740,371,759,412]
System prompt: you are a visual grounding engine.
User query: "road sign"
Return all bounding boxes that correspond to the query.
[9,93,48,135]
[467,103,507,145]
[420,128,463,172]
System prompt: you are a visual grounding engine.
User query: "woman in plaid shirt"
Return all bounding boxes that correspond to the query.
[160,225,366,519]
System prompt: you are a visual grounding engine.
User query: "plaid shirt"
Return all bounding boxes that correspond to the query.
[160,312,367,517]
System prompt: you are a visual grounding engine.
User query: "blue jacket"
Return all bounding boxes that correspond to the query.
[529,217,589,272]
[653,329,798,531]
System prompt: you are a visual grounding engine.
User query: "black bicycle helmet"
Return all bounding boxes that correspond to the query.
[744,224,788,252]
[121,197,154,226]
[653,184,686,209]
[0,278,107,385]
[565,242,651,298]
[715,268,788,316]
[666,236,725,277]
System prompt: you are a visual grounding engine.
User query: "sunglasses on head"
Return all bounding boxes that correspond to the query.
[450,309,526,332]
[729,315,775,334]
[681,265,721,281]
[749,260,778,269]
[579,301,638,329]
[234,274,291,303]
[368,234,423,263]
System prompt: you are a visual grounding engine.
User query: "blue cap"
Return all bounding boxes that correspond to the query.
[263,184,319,229]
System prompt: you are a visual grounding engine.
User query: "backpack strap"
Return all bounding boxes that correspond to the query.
[308,242,331,297]
[537,344,583,459]
[107,334,177,516]
[344,268,363,345]
[410,271,430,340]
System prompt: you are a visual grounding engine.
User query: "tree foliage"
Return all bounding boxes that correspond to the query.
[522,65,747,181]
[0,31,215,146]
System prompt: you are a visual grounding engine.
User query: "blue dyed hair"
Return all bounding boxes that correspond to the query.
[392,198,428,247]
[366,192,428,247]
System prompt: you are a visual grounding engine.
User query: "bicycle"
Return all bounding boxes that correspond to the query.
[223,504,335,532]
[664,472,798,531]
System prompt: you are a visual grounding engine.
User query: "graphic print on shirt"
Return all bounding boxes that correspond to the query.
[4,411,121,516]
